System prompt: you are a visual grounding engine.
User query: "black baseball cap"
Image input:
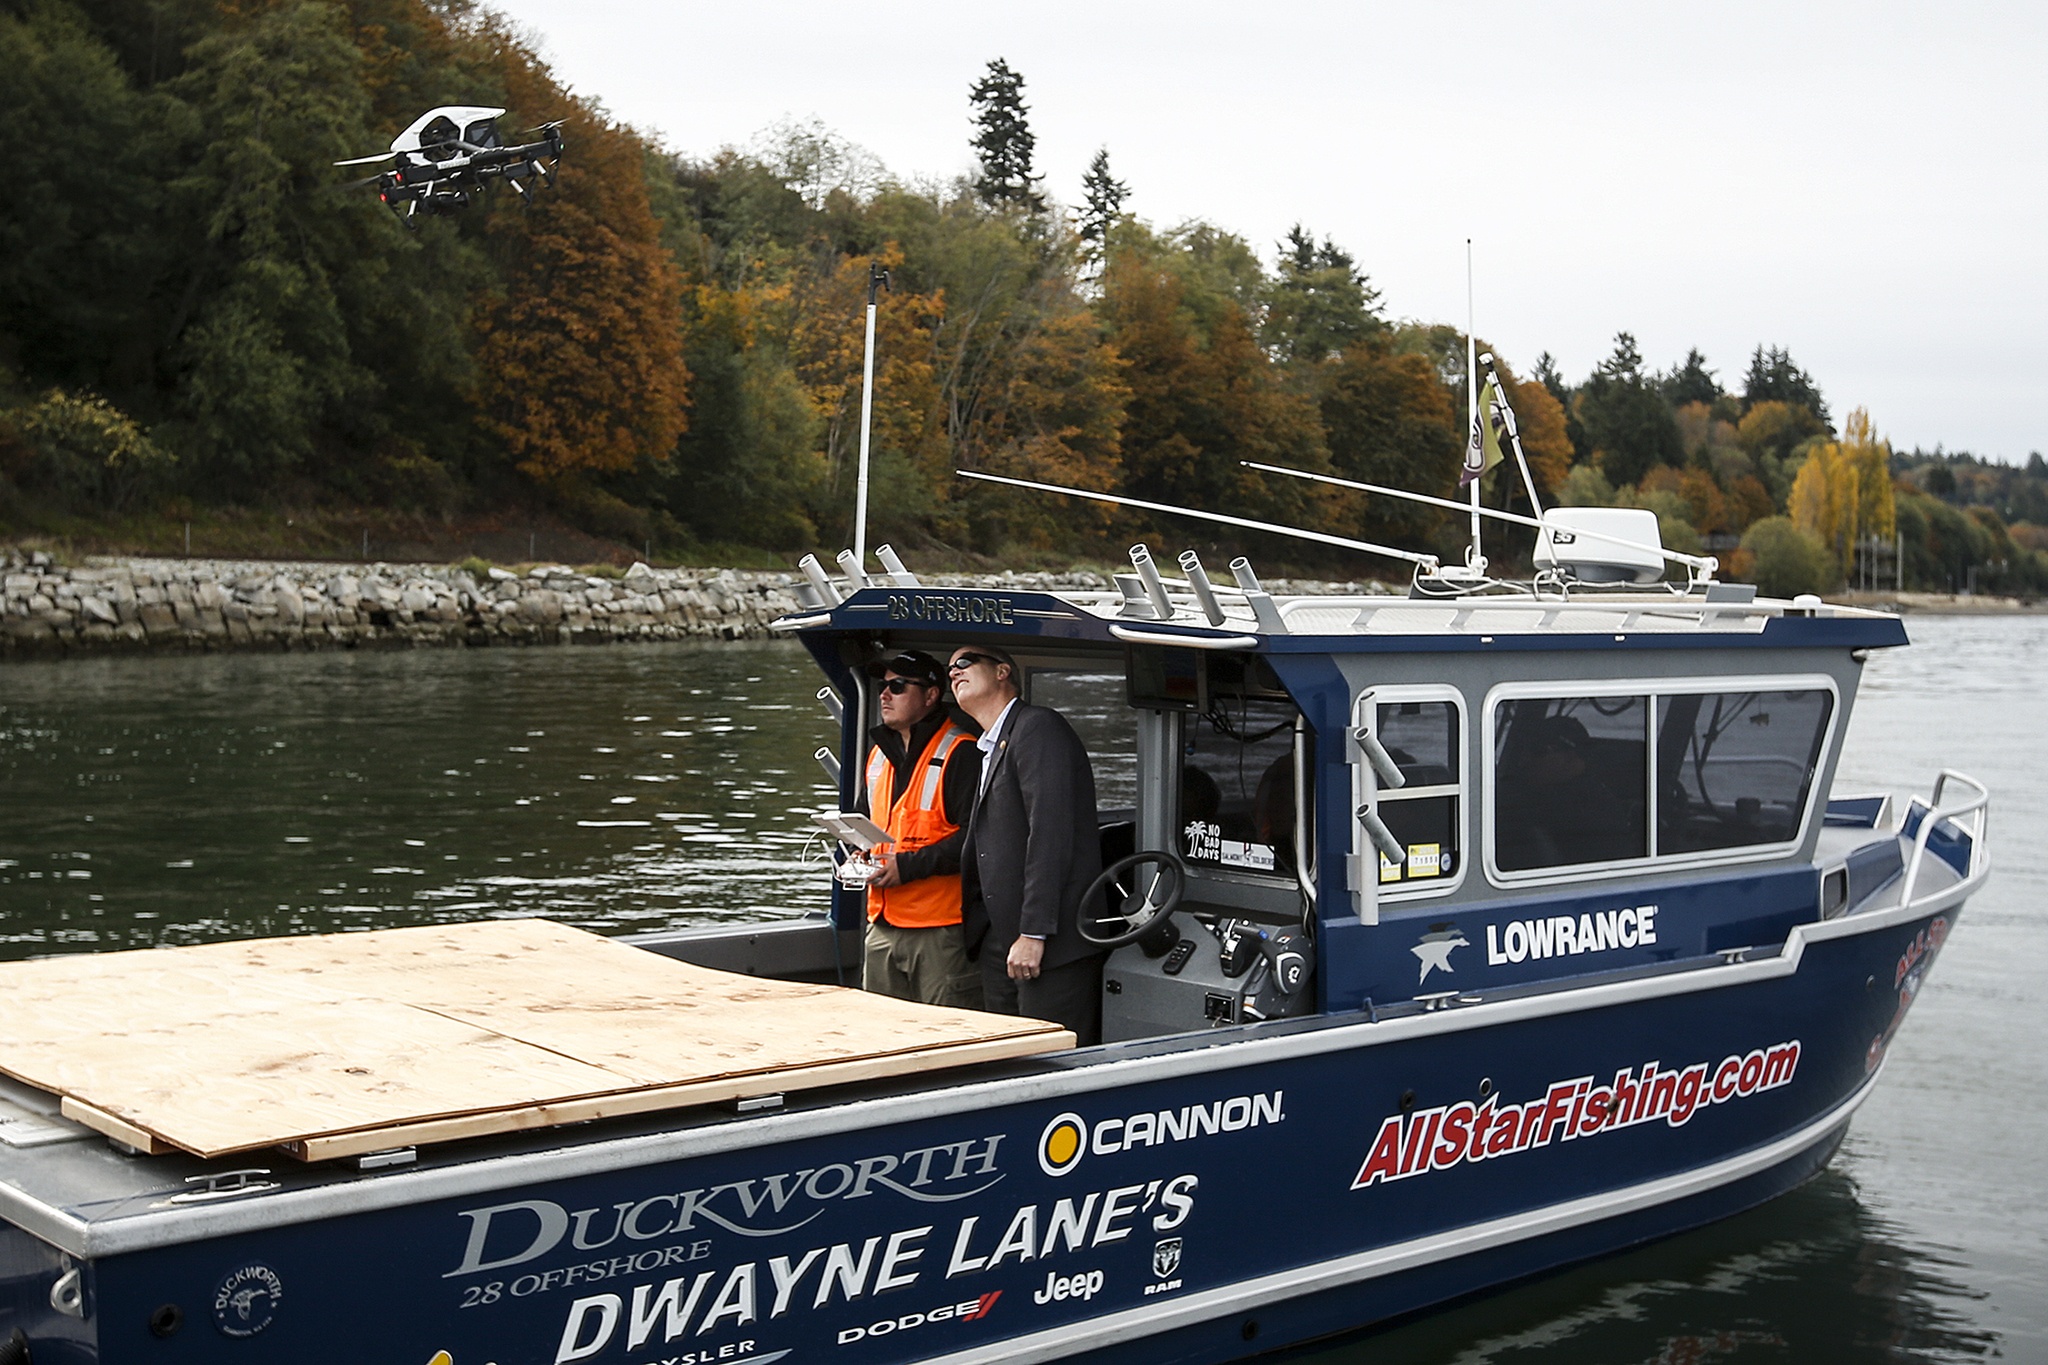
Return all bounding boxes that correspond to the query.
[867,650,944,687]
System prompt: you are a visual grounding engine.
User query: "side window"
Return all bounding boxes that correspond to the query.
[1657,690,1832,853]
[1373,699,1462,887]
[1492,696,1649,872]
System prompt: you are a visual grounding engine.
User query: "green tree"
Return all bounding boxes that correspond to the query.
[1077,148,1127,257]
[1743,345,1830,426]
[0,4,169,401]
[1736,516,1835,596]
[160,1,390,483]
[659,281,822,548]
[1575,332,1680,485]
[968,58,1041,213]
[1315,341,1457,545]
[1263,226,1383,366]
[1660,348,1721,407]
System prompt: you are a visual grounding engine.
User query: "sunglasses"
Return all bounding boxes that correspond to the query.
[946,653,1001,673]
[879,677,932,695]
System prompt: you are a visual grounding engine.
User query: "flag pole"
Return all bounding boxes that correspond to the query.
[852,263,889,570]
[1465,240,1485,574]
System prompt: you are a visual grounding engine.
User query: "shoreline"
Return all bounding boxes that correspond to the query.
[5,550,2038,660]
[2,550,1311,658]
[0,550,812,657]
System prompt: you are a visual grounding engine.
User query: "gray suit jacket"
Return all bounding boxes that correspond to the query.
[960,703,1105,971]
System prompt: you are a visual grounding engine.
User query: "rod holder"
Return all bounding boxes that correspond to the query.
[875,544,919,587]
[1229,557,1287,634]
[1352,727,1407,789]
[1178,550,1226,626]
[793,581,825,611]
[817,686,844,726]
[814,746,842,784]
[1357,806,1406,864]
[1129,545,1175,621]
[799,554,842,605]
[835,549,870,589]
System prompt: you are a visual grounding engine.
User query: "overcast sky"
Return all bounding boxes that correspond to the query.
[485,0,2043,461]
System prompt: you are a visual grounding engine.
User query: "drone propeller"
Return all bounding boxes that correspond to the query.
[334,151,398,167]
[526,118,568,134]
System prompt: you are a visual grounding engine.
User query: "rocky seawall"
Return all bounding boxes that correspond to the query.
[0,550,812,656]
[0,548,1399,659]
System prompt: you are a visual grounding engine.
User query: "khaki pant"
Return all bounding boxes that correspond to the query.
[864,918,983,1010]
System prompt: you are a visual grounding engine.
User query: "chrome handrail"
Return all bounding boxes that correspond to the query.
[1900,768,1989,906]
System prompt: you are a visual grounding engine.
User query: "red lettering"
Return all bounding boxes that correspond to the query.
[1352,1117,1405,1188]
[1434,1103,1476,1168]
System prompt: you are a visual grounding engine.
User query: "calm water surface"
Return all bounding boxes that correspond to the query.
[1,619,2041,1362]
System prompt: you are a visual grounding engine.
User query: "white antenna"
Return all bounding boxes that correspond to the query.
[852,264,890,570]
[956,471,1441,569]
[1463,239,1484,575]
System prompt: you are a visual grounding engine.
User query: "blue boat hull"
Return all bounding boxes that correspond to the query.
[32,895,1954,1365]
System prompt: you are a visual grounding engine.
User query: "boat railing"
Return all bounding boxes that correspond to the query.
[1284,594,1812,634]
[1899,769,1990,908]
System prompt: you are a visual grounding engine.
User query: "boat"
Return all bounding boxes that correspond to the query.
[0,504,1988,1365]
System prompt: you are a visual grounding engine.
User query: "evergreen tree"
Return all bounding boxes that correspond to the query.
[1077,148,1127,253]
[1263,225,1382,365]
[968,58,1042,212]
[1743,345,1830,426]
[1575,332,1682,486]
[1661,348,1721,407]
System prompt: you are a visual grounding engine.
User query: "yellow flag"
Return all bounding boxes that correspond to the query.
[1459,375,1507,487]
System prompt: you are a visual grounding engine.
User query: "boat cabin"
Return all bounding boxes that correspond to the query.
[784,566,1908,1041]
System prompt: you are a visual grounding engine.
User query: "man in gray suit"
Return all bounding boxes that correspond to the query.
[946,644,1106,1045]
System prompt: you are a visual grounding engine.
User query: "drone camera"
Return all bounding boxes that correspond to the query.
[337,104,566,226]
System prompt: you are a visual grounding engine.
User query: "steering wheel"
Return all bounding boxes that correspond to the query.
[1079,850,1188,948]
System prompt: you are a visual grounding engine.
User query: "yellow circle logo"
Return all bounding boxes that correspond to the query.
[1038,1112,1086,1176]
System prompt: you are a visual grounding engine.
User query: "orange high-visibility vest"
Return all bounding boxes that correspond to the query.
[864,720,972,927]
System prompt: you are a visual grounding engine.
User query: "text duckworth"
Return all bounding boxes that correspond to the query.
[449,1137,1005,1277]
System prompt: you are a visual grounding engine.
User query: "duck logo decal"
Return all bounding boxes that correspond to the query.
[1412,925,1470,984]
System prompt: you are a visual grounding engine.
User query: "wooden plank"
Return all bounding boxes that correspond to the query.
[58,1098,171,1155]
[0,920,1074,1161]
[284,1029,1076,1162]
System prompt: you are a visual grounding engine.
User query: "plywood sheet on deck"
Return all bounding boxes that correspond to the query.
[0,919,1070,1159]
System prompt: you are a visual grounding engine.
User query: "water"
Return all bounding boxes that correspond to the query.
[1,620,2041,1360]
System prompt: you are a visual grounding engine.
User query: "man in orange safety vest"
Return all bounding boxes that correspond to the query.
[854,650,984,1008]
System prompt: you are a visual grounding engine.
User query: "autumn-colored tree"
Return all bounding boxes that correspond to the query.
[1314,342,1457,546]
[1098,248,1327,546]
[1789,407,1895,577]
[470,30,688,484]
[1736,399,1828,464]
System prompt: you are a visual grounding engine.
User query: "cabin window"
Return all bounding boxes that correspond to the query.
[1351,686,1467,912]
[1487,678,1837,878]
[1179,692,1303,878]
[1656,690,1833,853]
[1369,696,1465,890]
[1493,696,1650,871]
